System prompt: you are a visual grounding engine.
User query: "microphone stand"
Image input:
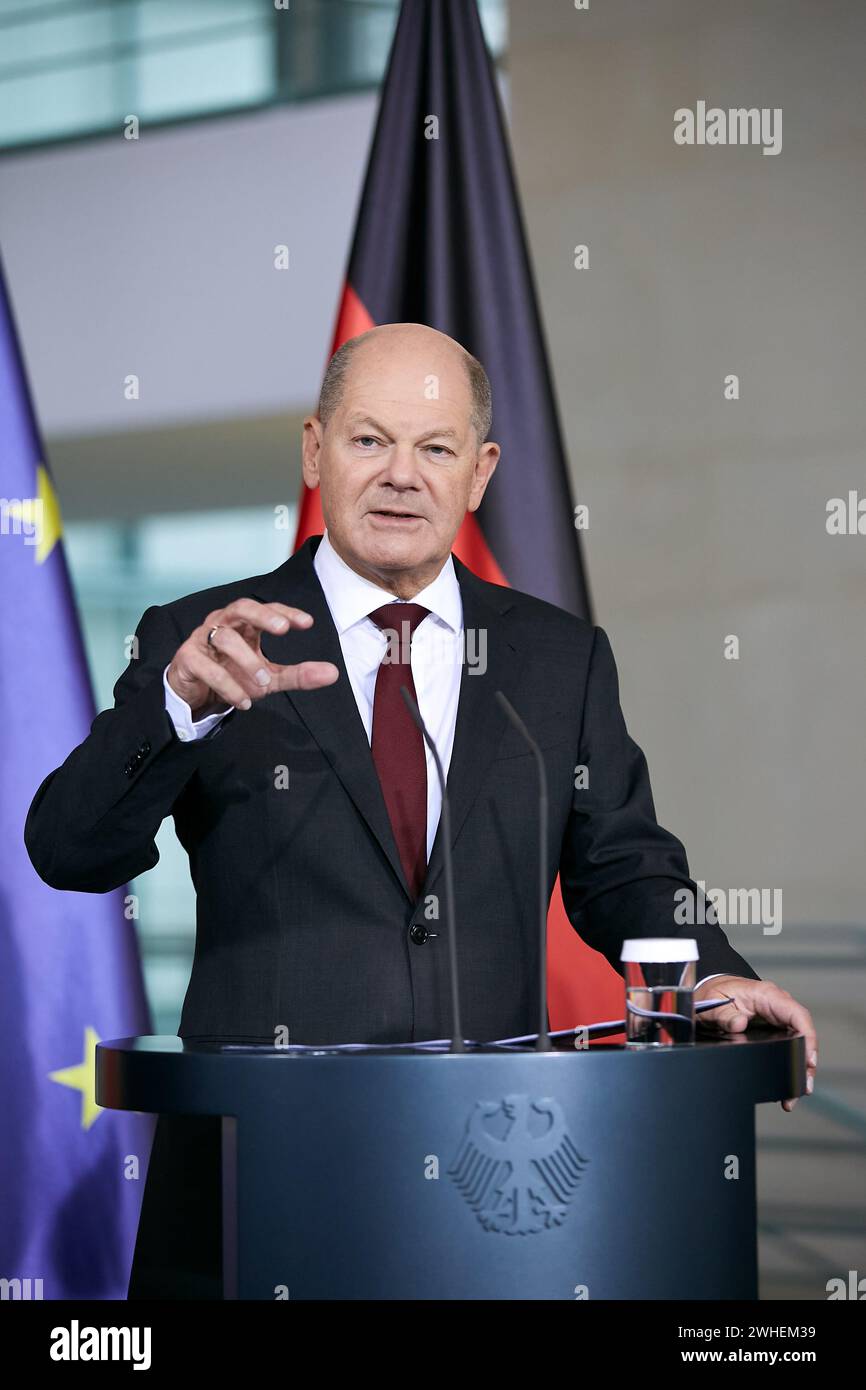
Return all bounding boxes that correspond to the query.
[399,686,466,1053]
[494,692,552,1051]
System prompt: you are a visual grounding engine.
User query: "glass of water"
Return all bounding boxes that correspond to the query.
[620,938,698,1046]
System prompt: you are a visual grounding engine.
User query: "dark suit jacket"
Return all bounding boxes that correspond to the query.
[24,534,758,1297]
[26,533,757,1046]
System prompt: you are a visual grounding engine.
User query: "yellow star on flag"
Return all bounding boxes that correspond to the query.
[4,462,63,564]
[49,1025,103,1130]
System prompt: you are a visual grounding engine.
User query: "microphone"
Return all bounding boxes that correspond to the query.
[399,685,466,1053]
[494,692,552,1051]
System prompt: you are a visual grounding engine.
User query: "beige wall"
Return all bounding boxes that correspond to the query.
[508,0,866,924]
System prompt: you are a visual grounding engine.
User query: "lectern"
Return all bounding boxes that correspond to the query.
[96,1031,804,1300]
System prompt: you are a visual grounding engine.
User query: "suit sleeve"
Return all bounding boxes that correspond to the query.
[558,625,760,983]
[24,602,228,893]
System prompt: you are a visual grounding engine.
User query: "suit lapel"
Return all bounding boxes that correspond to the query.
[253,537,409,897]
[253,538,522,906]
[420,558,521,900]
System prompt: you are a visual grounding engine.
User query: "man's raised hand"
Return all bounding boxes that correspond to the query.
[166,599,339,719]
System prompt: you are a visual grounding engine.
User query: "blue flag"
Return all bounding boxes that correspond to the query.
[0,253,153,1299]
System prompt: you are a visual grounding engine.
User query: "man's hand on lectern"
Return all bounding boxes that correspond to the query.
[694,975,817,1112]
[167,599,339,720]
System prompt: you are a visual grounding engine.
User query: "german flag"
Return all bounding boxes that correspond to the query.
[295,0,623,1033]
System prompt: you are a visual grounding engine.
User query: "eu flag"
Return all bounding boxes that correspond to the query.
[0,253,152,1299]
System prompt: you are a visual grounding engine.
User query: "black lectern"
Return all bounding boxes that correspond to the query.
[97,1032,804,1300]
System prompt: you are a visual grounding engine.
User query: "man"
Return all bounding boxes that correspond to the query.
[25,323,816,1297]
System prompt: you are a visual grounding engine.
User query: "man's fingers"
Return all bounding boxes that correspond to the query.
[754,989,817,1108]
[771,999,818,1080]
[697,992,753,1035]
[207,599,314,636]
[746,986,817,1072]
[187,600,330,707]
[178,647,256,711]
[268,660,340,693]
[206,625,279,696]
[705,980,817,1113]
[188,632,338,705]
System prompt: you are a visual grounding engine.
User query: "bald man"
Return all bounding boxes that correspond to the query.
[25,323,816,1298]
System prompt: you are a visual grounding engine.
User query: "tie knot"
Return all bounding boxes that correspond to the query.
[368,603,430,661]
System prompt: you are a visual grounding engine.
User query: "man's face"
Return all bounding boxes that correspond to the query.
[302,335,499,594]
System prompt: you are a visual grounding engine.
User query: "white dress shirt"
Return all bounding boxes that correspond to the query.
[164,529,464,862]
[162,532,725,992]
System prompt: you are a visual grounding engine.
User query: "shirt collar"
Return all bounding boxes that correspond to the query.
[313,529,463,636]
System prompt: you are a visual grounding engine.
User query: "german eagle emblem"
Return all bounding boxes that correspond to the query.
[448,1094,589,1235]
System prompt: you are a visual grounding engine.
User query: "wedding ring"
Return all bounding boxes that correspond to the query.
[207,625,221,649]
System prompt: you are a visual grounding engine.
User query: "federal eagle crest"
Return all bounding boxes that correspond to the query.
[448,1094,588,1235]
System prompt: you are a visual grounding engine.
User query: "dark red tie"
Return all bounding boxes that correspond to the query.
[368,602,430,899]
